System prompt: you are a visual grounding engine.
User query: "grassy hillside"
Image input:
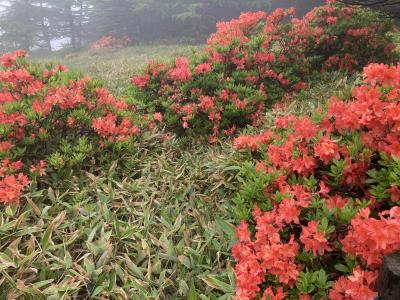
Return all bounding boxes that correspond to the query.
[32,44,203,96]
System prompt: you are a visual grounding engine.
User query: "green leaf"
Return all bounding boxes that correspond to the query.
[178,255,191,269]
[215,217,235,238]
[188,280,197,300]
[0,252,16,269]
[64,251,73,269]
[124,255,144,279]
[92,285,105,297]
[201,275,233,293]
[334,263,350,274]
[41,224,53,251]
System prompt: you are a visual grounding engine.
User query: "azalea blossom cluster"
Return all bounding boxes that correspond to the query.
[131,0,396,141]
[0,159,29,204]
[0,50,142,205]
[92,113,140,141]
[0,49,28,68]
[329,267,379,300]
[342,207,400,268]
[231,63,400,299]
[90,35,132,50]
[289,0,397,72]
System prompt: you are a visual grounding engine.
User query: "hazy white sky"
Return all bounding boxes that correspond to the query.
[0,1,10,14]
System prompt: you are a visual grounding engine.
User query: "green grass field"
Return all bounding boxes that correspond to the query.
[32,44,203,96]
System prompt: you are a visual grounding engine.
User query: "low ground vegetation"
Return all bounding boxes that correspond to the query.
[33,44,204,96]
[1,1,400,299]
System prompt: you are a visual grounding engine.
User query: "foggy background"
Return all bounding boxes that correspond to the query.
[0,0,325,53]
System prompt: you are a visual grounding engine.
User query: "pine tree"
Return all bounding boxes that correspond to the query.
[0,0,37,51]
[0,0,331,52]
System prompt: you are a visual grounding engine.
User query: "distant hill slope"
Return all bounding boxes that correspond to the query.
[32,43,204,96]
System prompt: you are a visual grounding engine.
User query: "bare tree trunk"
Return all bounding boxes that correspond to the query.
[77,0,83,49]
[66,2,76,50]
[22,0,31,50]
[40,0,52,51]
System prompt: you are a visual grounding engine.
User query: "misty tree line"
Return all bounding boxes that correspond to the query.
[0,0,397,53]
[339,0,400,18]
[0,0,328,52]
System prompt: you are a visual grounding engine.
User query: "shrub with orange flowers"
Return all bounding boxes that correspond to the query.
[90,35,133,50]
[130,1,397,142]
[230,63,400,299]
[0,50,142,205]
